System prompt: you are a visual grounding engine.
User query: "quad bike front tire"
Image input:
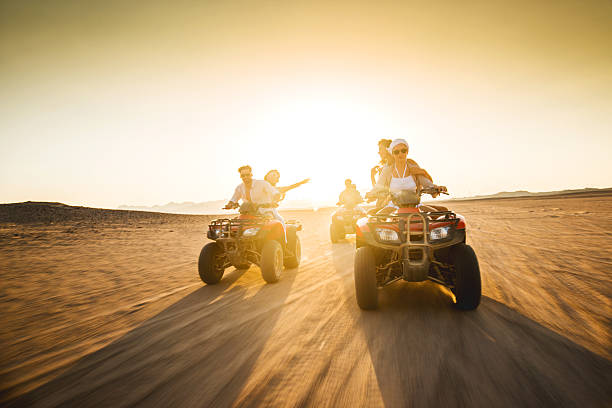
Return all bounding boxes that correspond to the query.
[284,230,301,268]
[330,223,339,243]
[449,243,481,310]
[335,222,346,240]
[330,221,345,243]
[198,242,225,284]
[261,240,283,283]
[354,246,378,310]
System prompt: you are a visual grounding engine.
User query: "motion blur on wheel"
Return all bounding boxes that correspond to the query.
[330,205,367,243]
[354,186,481,310]
[199,202,302,285]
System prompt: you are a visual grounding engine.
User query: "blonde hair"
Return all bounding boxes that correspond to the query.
[264,169,279,183]
[378,139,393,166]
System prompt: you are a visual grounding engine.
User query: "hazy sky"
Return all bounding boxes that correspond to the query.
[2,0,611,208]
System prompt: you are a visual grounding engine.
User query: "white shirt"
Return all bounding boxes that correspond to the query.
[389,163,417,192]
[230,179,279,204]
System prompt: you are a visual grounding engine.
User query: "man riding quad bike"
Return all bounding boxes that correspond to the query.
[198,201,302,284]
[354,186,481,310]
[330,205,367,243]
[331,179,366,242]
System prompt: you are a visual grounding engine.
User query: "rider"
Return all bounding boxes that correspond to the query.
[224,165,281,211]
[264,170,310,202]
[371,139,393,187]
[367,139,446,210]
[338,179,363,209]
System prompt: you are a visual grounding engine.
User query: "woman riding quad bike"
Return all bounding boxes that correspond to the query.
[355,139,481,310]
[199,202,302,284]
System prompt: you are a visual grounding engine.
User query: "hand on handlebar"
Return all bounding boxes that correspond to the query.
[421,185,449,197]
[365,187,389,202]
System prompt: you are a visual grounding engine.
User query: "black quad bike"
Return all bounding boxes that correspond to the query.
[330,205,367,243]
[198,203,302,284]
[354,187,481,310]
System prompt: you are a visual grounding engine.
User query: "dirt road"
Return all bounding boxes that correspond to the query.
[1,196,611,407]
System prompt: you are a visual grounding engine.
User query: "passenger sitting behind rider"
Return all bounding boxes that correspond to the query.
[224,165,280,210]
[338,179,363,209]
[371,139,393,187]
[264,170,310,202]
[263,169,310,230]
[366,139,446,211]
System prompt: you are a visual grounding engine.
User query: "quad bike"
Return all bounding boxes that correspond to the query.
[354,187,481,310]
[330,205,367,243]
[198,202,302,284]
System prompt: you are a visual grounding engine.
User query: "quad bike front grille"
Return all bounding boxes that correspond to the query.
[370,210,460,244]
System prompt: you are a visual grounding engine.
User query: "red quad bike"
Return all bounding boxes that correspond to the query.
[354,187,481,310]
[330,205,367,243]
[198,202,302,284]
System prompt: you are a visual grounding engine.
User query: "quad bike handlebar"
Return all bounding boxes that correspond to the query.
[223,201,278,211]
[420,186,449,196]
[365,185,448,204]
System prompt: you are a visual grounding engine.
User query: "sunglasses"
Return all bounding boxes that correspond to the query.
[392,148,407,155]
[240,173,252,178]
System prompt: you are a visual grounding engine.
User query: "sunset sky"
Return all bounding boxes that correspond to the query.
[1,0,611,209]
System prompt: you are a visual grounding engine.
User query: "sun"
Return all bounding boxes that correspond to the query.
[238,87,408,207]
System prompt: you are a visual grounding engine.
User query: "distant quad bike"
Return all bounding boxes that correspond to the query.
[198,202,302,284]
[354,187,481,310]
[330,205,367,243]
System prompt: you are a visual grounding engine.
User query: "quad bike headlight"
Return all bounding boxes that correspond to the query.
[208,228,221,239]
[429,226,450,241]
[242,227,260,237]
[375,228,400,243]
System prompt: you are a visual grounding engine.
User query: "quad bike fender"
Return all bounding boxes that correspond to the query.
[355,218,376,248]
[259,219,286,243]
[455,213,466,230]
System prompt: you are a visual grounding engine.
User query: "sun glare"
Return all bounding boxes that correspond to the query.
[232,87,411,207]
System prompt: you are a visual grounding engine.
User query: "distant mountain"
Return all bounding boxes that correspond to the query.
[118,200,227,215]
[450,187,612,201]
[117,187,612,214]
[117,199,334,215]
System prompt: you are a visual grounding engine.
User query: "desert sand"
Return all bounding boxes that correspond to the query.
[1,194,611,407]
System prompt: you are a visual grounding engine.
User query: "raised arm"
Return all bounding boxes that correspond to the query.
[277,178,310,194]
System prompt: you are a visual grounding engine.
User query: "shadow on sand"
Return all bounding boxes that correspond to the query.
[9,266,299,408]
[331,242,612,408]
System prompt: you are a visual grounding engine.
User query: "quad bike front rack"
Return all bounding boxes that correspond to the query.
[369,210,461,282]
[208,218,263,240]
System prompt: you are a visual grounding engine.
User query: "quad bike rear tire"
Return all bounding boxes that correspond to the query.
[449,243,481,310]
[261,240,283,283]
[198,242,225,284]
[354,246,378,310]
[284,230,301,268]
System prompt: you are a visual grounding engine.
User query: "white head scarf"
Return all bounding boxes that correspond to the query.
[388,138,409,154]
